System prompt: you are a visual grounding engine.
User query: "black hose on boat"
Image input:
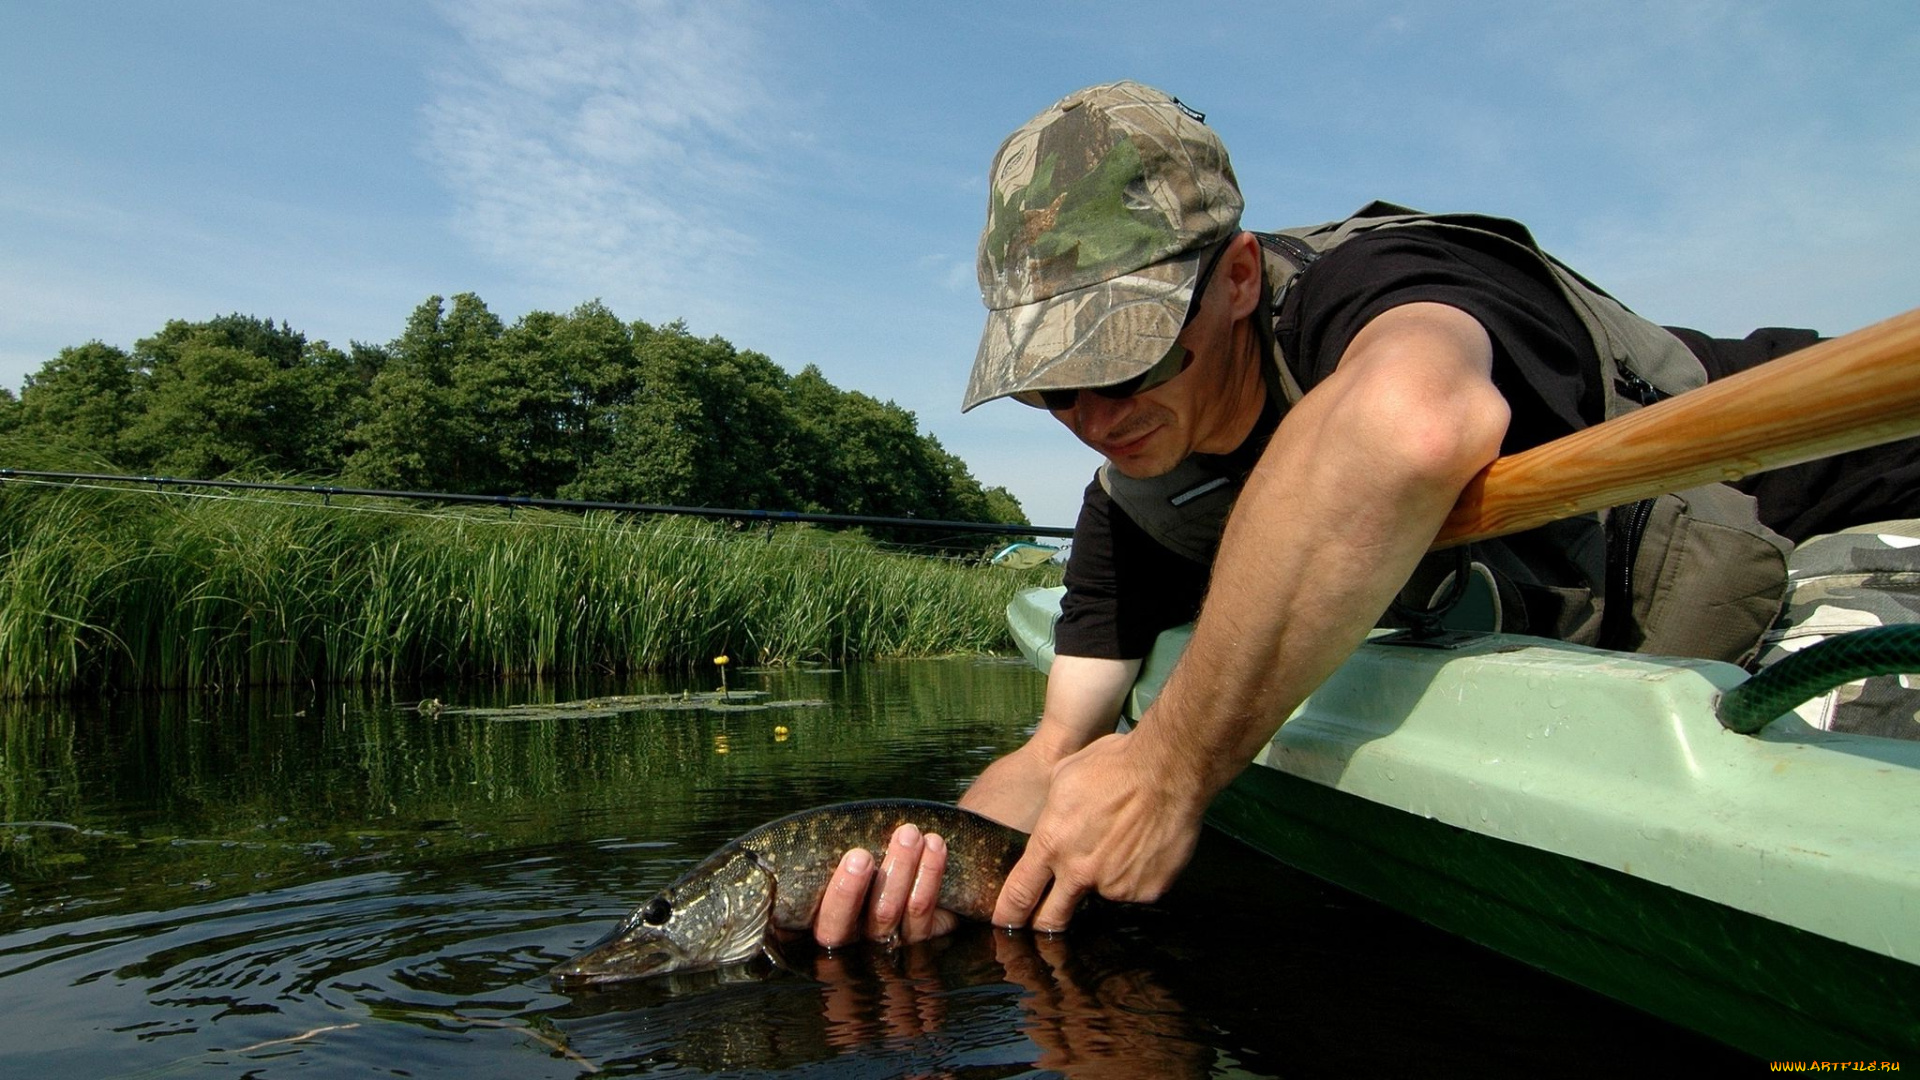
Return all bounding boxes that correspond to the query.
[1716,624,1920,734]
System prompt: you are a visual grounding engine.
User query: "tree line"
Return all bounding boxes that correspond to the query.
[0,294,1027,541]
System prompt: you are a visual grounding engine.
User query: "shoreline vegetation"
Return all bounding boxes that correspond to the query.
[0,302,1032,544]
[0,477,1059,699]
[0,298,1060,700]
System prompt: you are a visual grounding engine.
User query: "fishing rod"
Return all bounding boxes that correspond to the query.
[0,467,1077,540]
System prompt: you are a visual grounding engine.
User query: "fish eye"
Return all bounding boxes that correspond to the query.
[641,897,672,926]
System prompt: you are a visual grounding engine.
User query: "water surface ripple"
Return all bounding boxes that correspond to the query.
[0,659,1749,1076]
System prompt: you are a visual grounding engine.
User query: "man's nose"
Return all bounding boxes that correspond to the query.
[1064,391,1130,436]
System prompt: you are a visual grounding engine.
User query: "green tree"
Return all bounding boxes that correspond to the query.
[563,322,798,508]
[124,342,284,476]
[980,485,1027,527]
[689,339,799,508]
[491,301,640,495]
[3,294,1027,537]
[116,315,363,478]
[344,294,503,492]
[782,364,1027,546]
[10,341,141,461]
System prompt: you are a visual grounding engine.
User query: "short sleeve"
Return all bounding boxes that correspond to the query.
[1275,228,1602,454]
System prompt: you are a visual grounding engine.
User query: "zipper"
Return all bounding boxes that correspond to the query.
[1616,368,1666,408]
[1601,497,1658,650]
[1258,231,1320,270]
[1255,232,1321,326]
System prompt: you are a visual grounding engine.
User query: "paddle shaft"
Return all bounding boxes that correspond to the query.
[1434,306,1920,549]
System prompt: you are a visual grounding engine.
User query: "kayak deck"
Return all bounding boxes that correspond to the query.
[1007,586,1920,1057]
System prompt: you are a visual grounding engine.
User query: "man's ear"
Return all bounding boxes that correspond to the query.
[1223,231,1265,321]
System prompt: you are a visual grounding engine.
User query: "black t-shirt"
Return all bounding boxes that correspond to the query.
[1054,227,1917,659]
[1278,228,1602,452]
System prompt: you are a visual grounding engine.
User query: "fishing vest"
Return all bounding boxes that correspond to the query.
[1099,202,1791,665]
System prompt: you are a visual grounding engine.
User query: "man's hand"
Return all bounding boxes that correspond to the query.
[810,654,1142,947]
[812,822,959,949]
[990,729,1207,932]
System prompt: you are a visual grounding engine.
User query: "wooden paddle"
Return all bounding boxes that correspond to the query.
[1434,306,1920,548]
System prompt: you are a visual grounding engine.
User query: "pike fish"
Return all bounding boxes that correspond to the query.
[551,799,1027,988]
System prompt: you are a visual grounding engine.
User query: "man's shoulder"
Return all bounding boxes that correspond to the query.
[1256,205,1554,277]
[1266,217,1569,322]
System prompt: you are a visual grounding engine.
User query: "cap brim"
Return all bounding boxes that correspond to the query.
[961,247,1208,413]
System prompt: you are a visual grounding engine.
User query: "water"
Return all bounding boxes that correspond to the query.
[0,658,1750,1076]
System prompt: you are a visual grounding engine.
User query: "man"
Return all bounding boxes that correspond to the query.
[809,80,1919,949]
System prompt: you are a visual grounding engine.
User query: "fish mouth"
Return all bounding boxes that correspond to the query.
[550,930,691,989]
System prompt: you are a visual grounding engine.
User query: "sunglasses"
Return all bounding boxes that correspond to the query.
[1012,239,1229,411]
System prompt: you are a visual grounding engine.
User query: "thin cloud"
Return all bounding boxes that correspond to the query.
[422,0,780,306]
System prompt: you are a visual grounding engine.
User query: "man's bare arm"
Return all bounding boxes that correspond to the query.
[994,301,1511,929]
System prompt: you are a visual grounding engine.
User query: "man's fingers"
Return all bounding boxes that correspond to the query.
[865,823,924,942]
[991,849,1054,928]
[815,847,875,949]
[902,832,952,943]
[814,823,966,950]
[993,833,1088,933]
[1032,876,1085,934]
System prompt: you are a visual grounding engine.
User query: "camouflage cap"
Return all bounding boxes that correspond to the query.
[962,81,1243,412]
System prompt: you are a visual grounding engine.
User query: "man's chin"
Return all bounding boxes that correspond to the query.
[1102,451,1182,480]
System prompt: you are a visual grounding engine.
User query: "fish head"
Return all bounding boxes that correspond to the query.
[551,847,777,989]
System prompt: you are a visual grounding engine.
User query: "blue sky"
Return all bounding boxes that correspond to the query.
[2,1,1915,529]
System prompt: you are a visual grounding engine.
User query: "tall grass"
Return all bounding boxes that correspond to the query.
[0,480,1059,697]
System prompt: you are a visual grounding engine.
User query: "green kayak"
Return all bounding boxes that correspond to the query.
[1007,585,1920,1060]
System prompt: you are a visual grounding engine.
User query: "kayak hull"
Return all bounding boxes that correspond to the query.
[1006,586,1920,1058]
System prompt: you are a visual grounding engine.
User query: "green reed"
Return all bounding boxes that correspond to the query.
[0,481,1058,697]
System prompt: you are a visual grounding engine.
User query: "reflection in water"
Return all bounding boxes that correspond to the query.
[549,909,1216,1076]
[0,659,1749,1076]
[994,931,1213,1079]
